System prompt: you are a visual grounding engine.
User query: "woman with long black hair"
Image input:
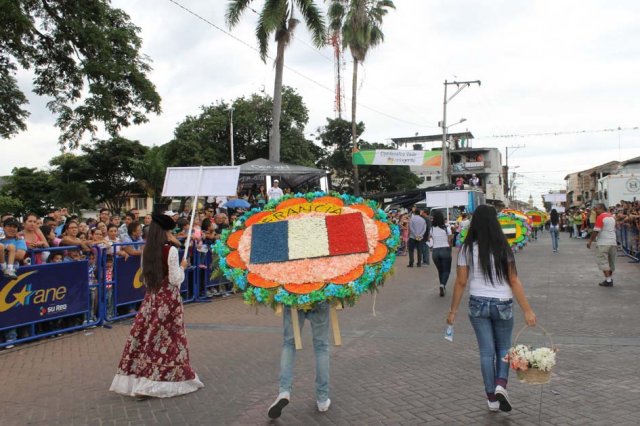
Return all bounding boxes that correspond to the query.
[549,209,560,253]
[447,205,536,412]
[110,213,204,399]
[430,210,453,297]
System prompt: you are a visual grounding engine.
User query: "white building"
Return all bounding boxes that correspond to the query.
[391,132,507,204]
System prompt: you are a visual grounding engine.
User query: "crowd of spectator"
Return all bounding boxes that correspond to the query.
[0,180,301,348]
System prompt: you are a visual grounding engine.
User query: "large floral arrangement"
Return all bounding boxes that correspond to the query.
[458,211,531,251]
[213,191,400,310]
[504,344,557,375]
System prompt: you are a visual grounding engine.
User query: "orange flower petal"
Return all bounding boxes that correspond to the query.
[350,204,374,218]
[284,282,325,294]
[312,196,344,206]
[247,272,280,288]
[330,265,364,284]
[226,230,244,249]
[275,198,307,211]
[244,211,272,227]
[367,243,388,264]
[376,221,391,240]
[226,250,246,269]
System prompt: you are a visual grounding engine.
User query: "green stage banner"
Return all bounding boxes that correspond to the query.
[352,150,441,167]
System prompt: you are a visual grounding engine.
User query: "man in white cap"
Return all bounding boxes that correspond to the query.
[267,179,284,202]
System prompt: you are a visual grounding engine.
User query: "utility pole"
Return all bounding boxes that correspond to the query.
[505,144,525,201]
[229,107,234,166]
[441,79,481,184]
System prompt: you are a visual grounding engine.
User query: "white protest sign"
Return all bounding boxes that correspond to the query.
[162,166,240,197]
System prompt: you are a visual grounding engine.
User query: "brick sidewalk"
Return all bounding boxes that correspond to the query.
[1,232,639,425]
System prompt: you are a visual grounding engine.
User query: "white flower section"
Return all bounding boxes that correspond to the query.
[288,216,329,260]
[530,347,557,372]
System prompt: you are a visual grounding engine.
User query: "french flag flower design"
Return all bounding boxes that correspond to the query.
[215,192,400,309]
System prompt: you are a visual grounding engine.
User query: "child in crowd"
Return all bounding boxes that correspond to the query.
[1,218,27,277]
[105,255,115,320]
[47,252,64,263]
[86,251,98,323]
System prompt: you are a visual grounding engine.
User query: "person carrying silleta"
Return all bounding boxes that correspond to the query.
[407,209,426,267]
[268,302,332,419]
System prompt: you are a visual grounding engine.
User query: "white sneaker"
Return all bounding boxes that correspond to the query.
[487,400,500,412]
[317,398,331,412]
[267,391,290,419]
[495,385,512,412]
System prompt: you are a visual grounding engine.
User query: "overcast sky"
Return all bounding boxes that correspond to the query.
[4,0,640,208]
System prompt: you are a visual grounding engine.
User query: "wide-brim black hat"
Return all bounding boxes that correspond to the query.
[151,213,176,231]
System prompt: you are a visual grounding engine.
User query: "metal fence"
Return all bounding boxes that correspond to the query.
[1,242,232,348]
[617,224,640,262]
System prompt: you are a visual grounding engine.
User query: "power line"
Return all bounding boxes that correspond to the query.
[166,0,436,129]
[477,125,640,139]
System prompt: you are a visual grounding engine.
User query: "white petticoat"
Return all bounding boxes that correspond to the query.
[110,373,204,398]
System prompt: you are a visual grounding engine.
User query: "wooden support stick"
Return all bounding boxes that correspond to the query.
[330,304,342,346]
[291,307,303,350]
[275,304,283,317]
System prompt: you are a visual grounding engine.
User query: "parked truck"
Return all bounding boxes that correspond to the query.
[597,174,640,207]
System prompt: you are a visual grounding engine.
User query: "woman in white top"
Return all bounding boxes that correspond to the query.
[430,210,453,297]
[447,205,536,413]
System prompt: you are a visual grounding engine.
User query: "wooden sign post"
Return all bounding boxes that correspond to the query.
[290,307,303,350]
[330,305,342,346]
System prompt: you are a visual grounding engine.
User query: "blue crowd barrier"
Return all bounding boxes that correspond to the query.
[193,247,234,300]
[0,240,208,348]
[617,224,639,262]
[0,246,100,348]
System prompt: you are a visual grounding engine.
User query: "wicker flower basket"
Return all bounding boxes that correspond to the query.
[516,367,551,384]
[512,324,556,385]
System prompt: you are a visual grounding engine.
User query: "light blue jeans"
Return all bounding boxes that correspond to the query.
[279,301,330,402]
[468,295,514,396]
[549,225,559,251]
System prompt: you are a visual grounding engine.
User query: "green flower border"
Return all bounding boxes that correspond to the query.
[213,191,400,310]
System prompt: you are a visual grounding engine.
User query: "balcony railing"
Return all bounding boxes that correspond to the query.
[451,161,490,173]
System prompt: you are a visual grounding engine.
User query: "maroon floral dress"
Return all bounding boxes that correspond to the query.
[110,244,203,397]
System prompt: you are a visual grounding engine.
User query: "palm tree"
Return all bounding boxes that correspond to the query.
[227,1,326,162]
[327,0,395,194]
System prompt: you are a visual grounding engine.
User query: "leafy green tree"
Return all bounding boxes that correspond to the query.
[48,153,94,213]
[81,137,147,214]
[226,0,325,162]
[327,0,395,194]
[0,195,24,217]
[132,146,169,203]
[165,87,323,167]
[318,117,364,188]
[0,0,161,146]
[0,167,56,216]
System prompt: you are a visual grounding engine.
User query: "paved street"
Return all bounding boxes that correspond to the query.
[2,231,639,425]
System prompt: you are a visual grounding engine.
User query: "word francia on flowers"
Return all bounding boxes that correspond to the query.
[214,192,400,310]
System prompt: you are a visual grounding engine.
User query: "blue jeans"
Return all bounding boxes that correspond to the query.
[550,225,559,251]
[468,296,514,396]
[421,240,430,264]
[432,247,452,286]
[279,301,330,402]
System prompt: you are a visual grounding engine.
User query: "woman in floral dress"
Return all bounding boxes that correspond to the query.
[110,213,204,399]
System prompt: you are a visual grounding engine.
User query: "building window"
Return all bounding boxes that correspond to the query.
[426,176,432,181]
[135,198,147,210]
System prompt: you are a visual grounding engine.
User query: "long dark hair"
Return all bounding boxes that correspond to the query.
[460,205,515,285]
[432,210,447,230]
[142,222,167,293]
[550,209,559,225]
